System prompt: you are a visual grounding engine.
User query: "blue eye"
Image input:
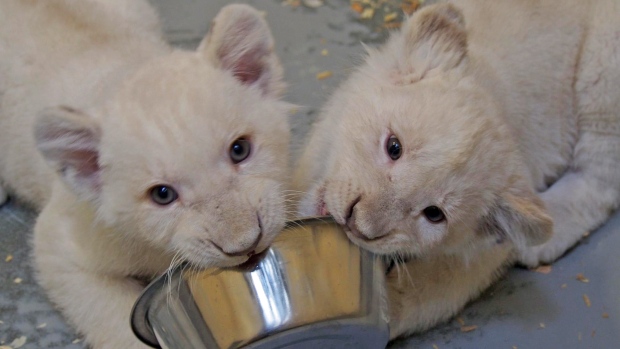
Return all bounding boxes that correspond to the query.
[150,185,178,205]
[386,135,402,160]
[230,138,251,164]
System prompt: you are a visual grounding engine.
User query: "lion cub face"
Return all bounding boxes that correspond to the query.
[304,4,552,257]
[35,5,291,268]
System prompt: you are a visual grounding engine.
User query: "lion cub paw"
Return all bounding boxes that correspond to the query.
[516,237,580,268]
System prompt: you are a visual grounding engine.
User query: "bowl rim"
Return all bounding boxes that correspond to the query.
[130,215,337,348]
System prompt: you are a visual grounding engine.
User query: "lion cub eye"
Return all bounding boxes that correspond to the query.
[423,206,445,223]
[230,137,251,164]
[386,135,402,160]
[149,185,178,205]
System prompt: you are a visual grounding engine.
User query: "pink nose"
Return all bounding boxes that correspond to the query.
[213,233,262,257]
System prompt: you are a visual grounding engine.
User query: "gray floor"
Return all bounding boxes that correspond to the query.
[1,1,619,348]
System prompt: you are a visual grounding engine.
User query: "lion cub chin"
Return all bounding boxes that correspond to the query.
[0,1,291,348]
[293,0,620,340]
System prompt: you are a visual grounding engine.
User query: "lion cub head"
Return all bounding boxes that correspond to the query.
[35,5,291,268]
[298,4,552,258]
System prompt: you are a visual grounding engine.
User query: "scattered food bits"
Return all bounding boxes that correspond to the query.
[460,325,478,333]
[351,2,364,13]
[583,294,591,307]
[350,0,423,32]
[561,283,568,289]
[456,317,466,326]
[401,0,422,15]
[602,312,609,318]
[36,323,46,329]
[591,330,596,338]
[432,345,439,349]
[316,70,333,80]
[13,278,22,284]
[533,265,552,274]
[321,49,329,56]
[303,0,324,8]
[582,231,591,238]
[578,332,583,341]
[72,338,82,344]
[539,322,546,328]
[512,346,518,349]
[9,336,26,349]
[5,255,13,263]
[576,273,589,283]
[0,320,4,324]
[360,8,375,19]
[384,12,398,22]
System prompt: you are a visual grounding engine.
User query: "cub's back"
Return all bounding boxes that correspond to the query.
[449,0,597,190]
[0,0,166,207]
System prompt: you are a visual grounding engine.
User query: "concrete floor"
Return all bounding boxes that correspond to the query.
[1,0,619,348]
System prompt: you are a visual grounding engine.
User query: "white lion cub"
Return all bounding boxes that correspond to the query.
[0,1,291,348]
[293,0,620,339]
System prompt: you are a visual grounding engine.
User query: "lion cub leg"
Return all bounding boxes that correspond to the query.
[518,7,620,267]
[35,256,150,349]
[388,243,513,339]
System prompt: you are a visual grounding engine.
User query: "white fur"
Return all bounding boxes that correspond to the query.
[0,1,291,348]
[293,0,620,339]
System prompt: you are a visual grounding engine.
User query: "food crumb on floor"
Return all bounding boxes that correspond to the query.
[460,325,478,333]
[533,265,552,274]
[576,273,589,283]
[583,294,591,307]
[350,0,423,32]
[316,70,333,80]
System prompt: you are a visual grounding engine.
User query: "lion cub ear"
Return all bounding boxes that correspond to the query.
[197,4,284,98]
[34,106,102,203]
[376,3,468,84]
[481,179,553,249]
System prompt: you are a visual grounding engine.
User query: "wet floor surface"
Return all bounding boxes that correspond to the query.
[1,1,619,348]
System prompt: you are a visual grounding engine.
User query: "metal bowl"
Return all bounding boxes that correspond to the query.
[130,216,390,349]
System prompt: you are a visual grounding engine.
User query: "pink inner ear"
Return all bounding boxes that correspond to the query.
[66,149,100,178]
[223,46,266,85]
[38,124,102,193]
[215,17,270,88]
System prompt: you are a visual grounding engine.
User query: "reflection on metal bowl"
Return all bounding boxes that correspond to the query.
[131,216,389,349]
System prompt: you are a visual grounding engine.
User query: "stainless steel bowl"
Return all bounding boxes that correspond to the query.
[131,216,389,349]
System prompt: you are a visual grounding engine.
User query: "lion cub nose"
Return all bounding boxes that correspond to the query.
[214,233,262,257]
[345,198,373,241]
